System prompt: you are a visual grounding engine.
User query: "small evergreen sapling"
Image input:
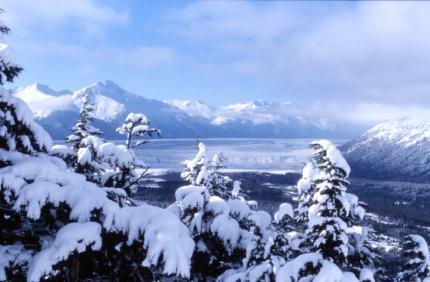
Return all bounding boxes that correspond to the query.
[181,141,208,186]
[58,94,104,184]
[65,94,102,150]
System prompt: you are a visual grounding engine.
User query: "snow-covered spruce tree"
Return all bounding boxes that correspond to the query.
[0,18,194,281]
[0,18,35,281]
[54,94,105,184]
[218,202,309,282]
[224,203,297,282]
[100,112,160,197]
[172,142,239,278]
[183,144,238,200]
[181,141,208,186]
[303,140,352,266]
[171,142,272,280]
[300,140,375,280]
[65,94,102,150]
[0,15,22,85]
[207,152,233,199]
[58,110,159,198]
[0,93,195,281]
[396,234,430,282]
[177,143,271,281]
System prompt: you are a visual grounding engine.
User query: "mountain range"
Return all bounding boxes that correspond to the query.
[15,80,363,139]
[13,81,430,181]
[342,117,430,182]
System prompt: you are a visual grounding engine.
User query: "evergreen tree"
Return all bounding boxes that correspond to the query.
[181,141,208,186]
[297,140,376,280]
[173,143,236,278]
[116,112,159,150]
[172,143,263,279]
[65,94,102,150]
[304,140,352,265]
[0,13,22,85]
[56,94,105,184]
[0,93,194,281]
[103,112,160,197]
[232,204,294,282]
[397,234,430,282]
[0,19,50,280]
[207,152,233,198]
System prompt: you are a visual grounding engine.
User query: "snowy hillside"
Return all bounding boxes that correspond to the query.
[15,81,359,139]
[342,117,430,182]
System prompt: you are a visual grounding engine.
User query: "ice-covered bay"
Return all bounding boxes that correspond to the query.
[132,139,347,172]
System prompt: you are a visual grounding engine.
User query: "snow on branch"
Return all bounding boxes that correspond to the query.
[310,139,350,177]
[0,89,52,153]
[0,244,31,281]
[1,152,194,279]
[27,222,102,282]
[114,205,194,277]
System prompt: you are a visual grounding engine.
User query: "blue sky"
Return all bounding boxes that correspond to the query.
[2,0,430,125]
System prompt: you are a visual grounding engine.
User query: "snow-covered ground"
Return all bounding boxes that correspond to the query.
[130,138,348,171]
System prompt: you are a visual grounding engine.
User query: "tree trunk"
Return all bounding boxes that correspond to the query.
[68,256,80,282]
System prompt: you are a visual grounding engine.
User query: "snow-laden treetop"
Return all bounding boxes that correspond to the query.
[311,139,351,177]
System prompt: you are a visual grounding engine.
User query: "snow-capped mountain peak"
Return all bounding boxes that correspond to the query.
[222,100,276,111]
[72,81,130,121]
[73,80,131,101]
[342,116,430,181]
[16,83,71,100]
[164,99,215,119]
[14,80,359,139]
[15,83,77,118]
[348,116,430,149]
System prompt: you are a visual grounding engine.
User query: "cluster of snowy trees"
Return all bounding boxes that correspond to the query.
[0,18,192,281]
[165,139,430,282]
[1,15,430,282]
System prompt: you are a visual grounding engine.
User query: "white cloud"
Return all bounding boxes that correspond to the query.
[166,1,430,106]
[1,0,129,38]
[305,102,430,125]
